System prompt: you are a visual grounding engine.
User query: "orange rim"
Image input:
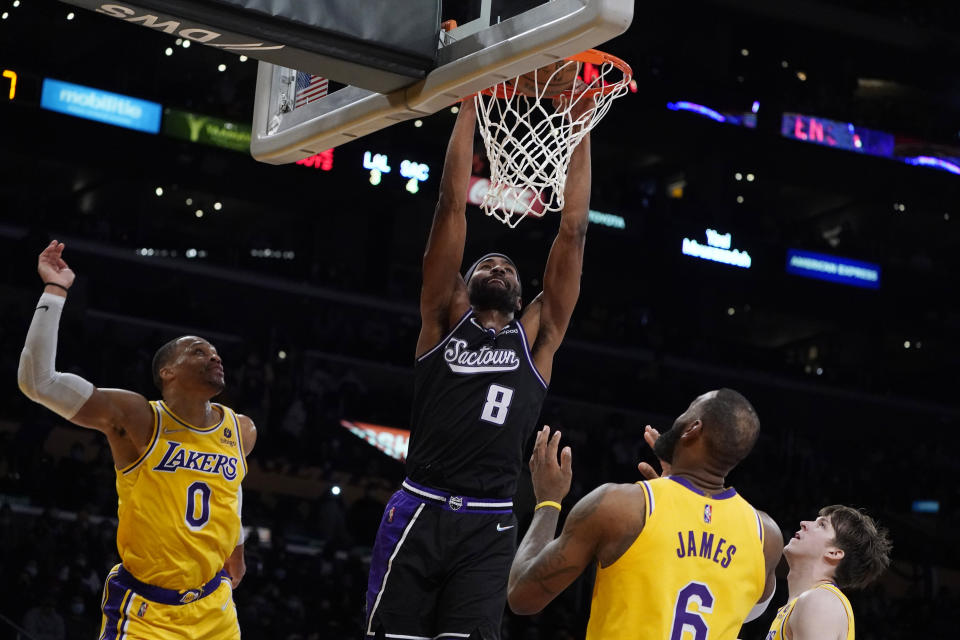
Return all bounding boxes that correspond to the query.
[480,49,632,99]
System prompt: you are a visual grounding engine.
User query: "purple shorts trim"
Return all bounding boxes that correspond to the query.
[401,478,513,514]
[115,565,228,605]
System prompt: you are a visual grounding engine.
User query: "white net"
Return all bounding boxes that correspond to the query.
[474,52,631,228]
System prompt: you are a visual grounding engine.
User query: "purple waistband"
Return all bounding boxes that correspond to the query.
[116,565,228,605]
[401,478,513,514]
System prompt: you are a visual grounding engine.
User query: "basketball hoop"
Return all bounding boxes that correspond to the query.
[475,50,632,228]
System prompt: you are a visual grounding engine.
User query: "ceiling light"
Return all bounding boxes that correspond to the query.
[155,187,164,196]
[451,106,459,114]
[740,48,749,56]
[218,64,227,72]
[195,210,204,218]
[182,39,191,48]
[164,47,173,56]
[796,71,807,82]
[414,119,423,128]
[185,197,193,205]
[736,195,744,203]
[213,202,222,210]
[66,12,75,20]
[239,55,248,62]
[734,172,742,181]
[746,173,755,182]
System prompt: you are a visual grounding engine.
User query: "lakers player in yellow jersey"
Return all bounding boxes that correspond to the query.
[508,389,783,640]
[18,241,256,639]
[767,506,891,640]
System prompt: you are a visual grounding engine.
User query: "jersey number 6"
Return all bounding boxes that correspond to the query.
[669,581,715,640]
[480,384,514,425]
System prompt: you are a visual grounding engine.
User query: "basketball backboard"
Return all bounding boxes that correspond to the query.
[250,0,634,164]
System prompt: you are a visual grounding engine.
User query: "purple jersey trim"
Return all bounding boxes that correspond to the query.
[669,475,738,500]
[516,320,548,389]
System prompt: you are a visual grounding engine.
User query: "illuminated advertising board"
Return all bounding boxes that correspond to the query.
[40,78,161,133]
[781,112,894,157]
[786,249,880,290]
[340,419,409,461]
[682,228,752,268]
[163,108,251,152]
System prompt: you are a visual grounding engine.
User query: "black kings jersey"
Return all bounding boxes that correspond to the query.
[407,309,548,497]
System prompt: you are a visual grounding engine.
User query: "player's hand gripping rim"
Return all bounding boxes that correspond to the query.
[637,425,672,480]
[529,426,572,505]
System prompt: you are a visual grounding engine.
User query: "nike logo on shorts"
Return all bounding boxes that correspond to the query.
[496,523,515,532]
[36,305,49,312]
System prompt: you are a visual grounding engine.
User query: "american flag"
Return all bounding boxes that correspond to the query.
[294,72,328,109]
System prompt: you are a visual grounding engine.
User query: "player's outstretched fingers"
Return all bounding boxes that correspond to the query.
[643,425,660,450]
[560,445,572,473]
[547,429,562,462]
[530,425,548,470]
[637,461,660,480]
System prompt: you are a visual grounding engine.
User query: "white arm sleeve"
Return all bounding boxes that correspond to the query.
[744,584,776,623]
[18,292,94,419]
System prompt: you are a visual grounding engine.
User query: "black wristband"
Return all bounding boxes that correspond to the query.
[43,282,69,293]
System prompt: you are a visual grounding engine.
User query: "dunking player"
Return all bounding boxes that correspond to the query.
[17,241,254,639]
[766,506,891,639]
[508,389,784,639]
[365,96,592,639]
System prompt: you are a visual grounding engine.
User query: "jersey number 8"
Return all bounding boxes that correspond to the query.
[480,384,514,425]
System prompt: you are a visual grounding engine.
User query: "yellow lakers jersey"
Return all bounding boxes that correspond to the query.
[586,477,766,640]
[766,583,854,640]
[115,400,247,590]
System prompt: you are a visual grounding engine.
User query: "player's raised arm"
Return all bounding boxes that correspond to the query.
[416,100,478,357]
[18,241,154,467]
[522,102,592,382]
[508,427,641,615]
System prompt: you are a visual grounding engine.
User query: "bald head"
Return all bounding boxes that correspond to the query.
[697,388,760,471]
[654,388,760,474]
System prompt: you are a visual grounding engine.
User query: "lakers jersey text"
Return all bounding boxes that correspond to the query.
[115,400,247,590]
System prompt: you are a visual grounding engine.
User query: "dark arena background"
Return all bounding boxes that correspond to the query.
[1,1,959,638]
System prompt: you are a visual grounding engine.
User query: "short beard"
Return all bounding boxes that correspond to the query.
[469,281,519,315]
[653,423,684,464]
